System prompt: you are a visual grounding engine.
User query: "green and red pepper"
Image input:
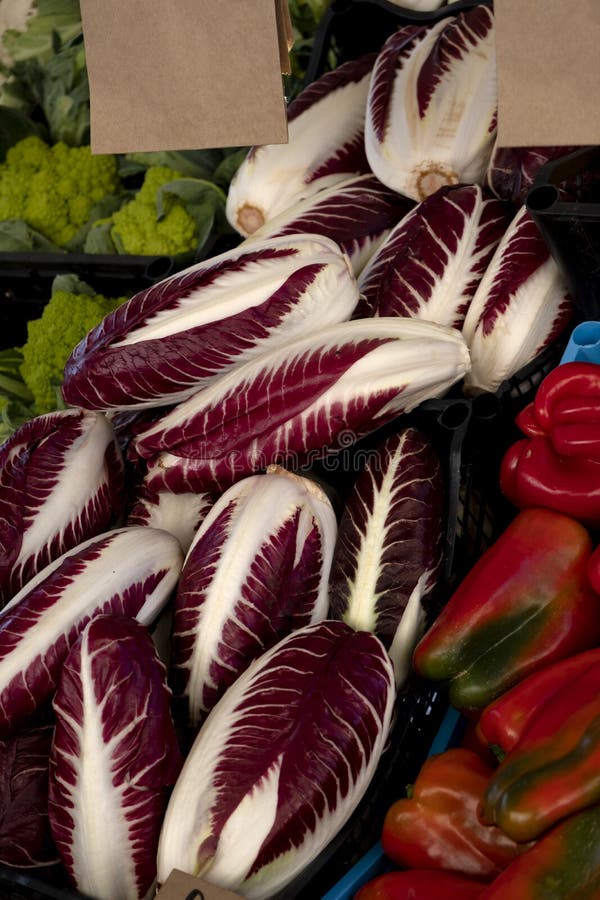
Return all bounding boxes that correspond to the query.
[480,653,600,842]
[412,508,600,713]
[381,748,524,879]
[479,805,600,898]
[477,647,600,755]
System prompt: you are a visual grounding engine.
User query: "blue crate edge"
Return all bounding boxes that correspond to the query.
[560,321,600,365]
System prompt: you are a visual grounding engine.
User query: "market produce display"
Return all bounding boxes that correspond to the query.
[462,205,574,395]
[364,7,496,201]
[0,0,595,898]
[245,172,413,277]
[0,274,130,439]
[19,275,129,414]
[481,660,600,842]
[357,351,600,898]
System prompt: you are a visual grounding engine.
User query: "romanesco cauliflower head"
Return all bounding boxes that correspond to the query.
[5,135,50,172]
[110,165,198,256]
[0,136,120,247]
[20,289,127,414]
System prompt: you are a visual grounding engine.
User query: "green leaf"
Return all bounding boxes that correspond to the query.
[65,193,129,252]
[212,148,248,189]
[51,274,97,297]
[1,58,45,111]
[0,348,33,403]
[0,373,34,404]
[119,149,225,181]
[41,38,89,145]
[0,106,41,161]
[3,0,82,65]
[83,220,118,255]
[155,178,226,219]
[0,36,90,146]
[0,348,26,374]
[0,219,64,252]
[111,227,126,254]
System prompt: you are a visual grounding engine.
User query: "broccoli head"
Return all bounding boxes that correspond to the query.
[110,165,198,256]
[0,136,120,247]
[20,287,127,414]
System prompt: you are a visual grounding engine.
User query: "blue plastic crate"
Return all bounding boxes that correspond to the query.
[560,321,600,365]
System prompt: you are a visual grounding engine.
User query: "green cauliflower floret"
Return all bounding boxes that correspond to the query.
[110,165,198,256]
[0,136,120,247]
[20,289,127,414]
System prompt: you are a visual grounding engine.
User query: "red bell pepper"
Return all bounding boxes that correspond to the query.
[500,363,600,527]
[479,804,600,898]
[480,658,600,842]
[354,870,486,900]
[477,647,600,754]
[412,508,600,713]
[381,748,524,879]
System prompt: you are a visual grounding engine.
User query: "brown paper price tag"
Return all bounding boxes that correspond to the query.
[80,0,288,153]
[155,869,244,900]
[495,0,600,147]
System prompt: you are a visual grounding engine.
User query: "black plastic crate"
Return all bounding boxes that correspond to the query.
[0,867,89,900]
[0,252,174,348]
[526,146,600,320]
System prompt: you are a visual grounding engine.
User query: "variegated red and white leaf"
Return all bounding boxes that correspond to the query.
[329,428,444,684]
[126,486,215,553]
[0,724,57,868]
[0,409,125,606]
[62,234,358,412]
[486,142,577,205]
[365,7,497,200]
[356,184,509,326]
[462,206,574,394]
[0,527,183,735]
[171,468,336,723]
[157,620,395,898]
[134,318,471,492]
[226,55,376,236]
[247,174,413,276]
[49,616,182,900]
